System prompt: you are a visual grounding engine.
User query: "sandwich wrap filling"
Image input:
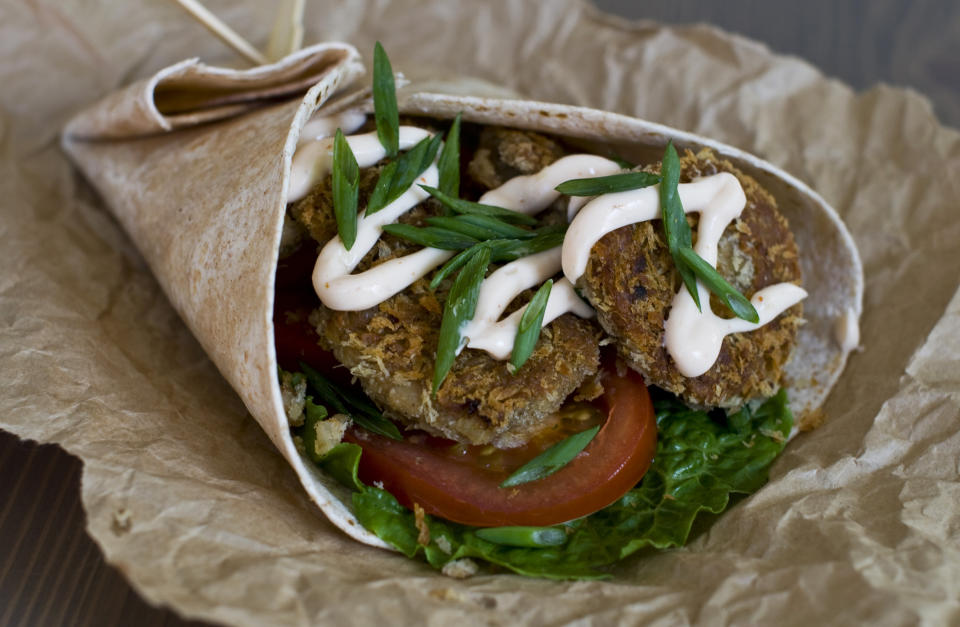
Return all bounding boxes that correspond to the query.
[61,42,863,557]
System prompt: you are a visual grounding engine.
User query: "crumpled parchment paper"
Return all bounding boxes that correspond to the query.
[2,0,959,625]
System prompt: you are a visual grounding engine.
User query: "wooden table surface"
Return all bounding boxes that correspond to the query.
[2,2,957,626]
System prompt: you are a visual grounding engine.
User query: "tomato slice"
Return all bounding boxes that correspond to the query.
[273,248,345,383]
[344,359,657,527]
[273,253,657,527]
[273,288,340,374]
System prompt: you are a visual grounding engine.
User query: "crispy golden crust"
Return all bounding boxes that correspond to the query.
[466,126,567,189]
[289,165,384,246]
[291,126,600,447]
[579,149,803,409]
[312,281,600,447]
[286,125,800,439]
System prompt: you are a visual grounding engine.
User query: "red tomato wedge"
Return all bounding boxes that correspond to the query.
[344,361,657,527]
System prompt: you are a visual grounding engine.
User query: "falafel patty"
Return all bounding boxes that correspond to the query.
[578,148,803,410]
[466,126,568,190]
[311,283,600,448]
[288,126,601,447]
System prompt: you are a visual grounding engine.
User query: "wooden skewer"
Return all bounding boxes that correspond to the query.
[170,0,269,66]
[266,0,305,62]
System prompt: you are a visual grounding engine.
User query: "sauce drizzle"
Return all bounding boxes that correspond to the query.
[561,172,807,377]
[288,113,806,375]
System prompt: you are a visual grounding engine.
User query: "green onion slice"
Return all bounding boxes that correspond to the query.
[300,362,402,440]
[428,245,482,291]
[475,525,568,548]
[380,223,478,251]
[437,112,462,197]
[510,279,552,372]
[501,424,600,488]
[419,185,537,225]
[433,246,491,396]
[677,246,759,323]
[660,141,701,310]
[366,160,398,216]
[555,171,660,196]
[332,128,359,250]
[428,230,565,291]
[372,42,399,158]
[488,228,566,261]
[425,215,533,241]
[367,133,443,215]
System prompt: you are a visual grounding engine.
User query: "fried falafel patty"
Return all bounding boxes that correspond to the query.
[288,126,601,448]
[578,149,803,410]
[466,125,568,190]
[311,286,600,448]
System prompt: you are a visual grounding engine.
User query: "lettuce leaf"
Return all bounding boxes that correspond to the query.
[310,388,792,579]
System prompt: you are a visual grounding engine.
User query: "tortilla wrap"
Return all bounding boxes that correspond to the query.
[61,43,863,549]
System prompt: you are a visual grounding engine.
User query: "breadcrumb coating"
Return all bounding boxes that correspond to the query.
[283,123,803,446]
[290,126,600,447]
[579,149,803,409]
[311,282,600,448]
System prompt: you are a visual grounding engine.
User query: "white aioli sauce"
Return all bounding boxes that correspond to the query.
[288,111,369,202]
[462,248,594,359]
[561,172,807,377]
[298,126,457,311]
[478,155,622,214]
[287,113,807,375]
[458,155,622,357]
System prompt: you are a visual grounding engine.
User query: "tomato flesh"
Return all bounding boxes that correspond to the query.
[273,288,339,375]
[273,253,657,527]
[344,360,657,527]
[273,247,345,383]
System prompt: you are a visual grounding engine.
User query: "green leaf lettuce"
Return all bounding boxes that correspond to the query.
[303,387,793,579]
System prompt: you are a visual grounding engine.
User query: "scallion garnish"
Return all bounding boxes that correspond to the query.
[437,112,462,197]
[372,42,399,158]
[475,525,567,548]
[332,128,359,250]
[510,279,552,372]
[300,362,402,441]
[366,160,398,214]
[419,185,538,225]
[433,246,491,396]
[428,245,482,291]
[425,215,533,241]
[500,424,600,487]
[488,227,566,260]
[380,223,479,250]
[660,141,701,310]
[428,229,565,291]
[677,246,759,323]
[367,133,443,215]
[300,363,349,416]
[555,171,660,196]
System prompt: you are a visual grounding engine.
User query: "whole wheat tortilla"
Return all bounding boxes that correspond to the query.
[61,45,863,549]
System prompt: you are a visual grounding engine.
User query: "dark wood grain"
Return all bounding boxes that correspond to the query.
[2,2,957,626]
[0,430,210,627]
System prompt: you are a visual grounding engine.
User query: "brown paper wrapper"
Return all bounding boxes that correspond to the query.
[3,1,960,624]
